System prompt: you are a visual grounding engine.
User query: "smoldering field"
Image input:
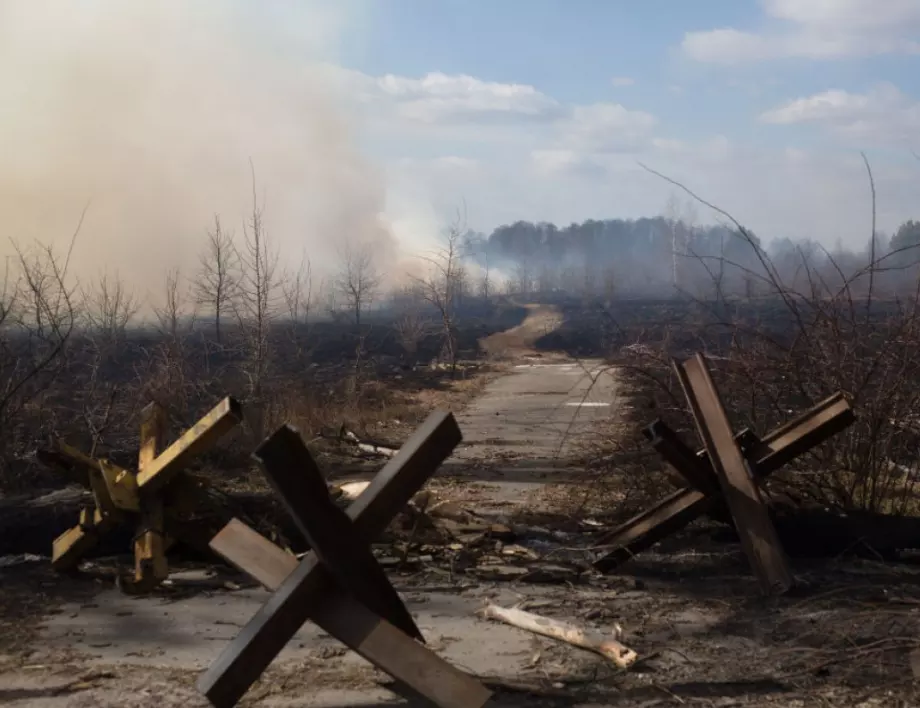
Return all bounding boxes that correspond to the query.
[0,0,395,299]
[0,0,468,490]
[5,0,920,530]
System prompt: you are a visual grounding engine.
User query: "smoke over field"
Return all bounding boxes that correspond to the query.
[0,0,392,306]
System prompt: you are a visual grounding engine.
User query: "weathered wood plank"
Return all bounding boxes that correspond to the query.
[253,425,421,640]
[209,519,492,708]
[131,403,169,590]
[196,410,462,708]
[594,392,853,573]
[136,397,243,493]
[593,487,710,572]
[676,354,793,594]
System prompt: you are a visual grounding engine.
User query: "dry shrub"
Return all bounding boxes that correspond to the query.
[0,238,78,485]
[604,164,920,515]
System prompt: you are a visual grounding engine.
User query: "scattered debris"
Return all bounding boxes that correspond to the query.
[335,480,372,500]
[0,553,44,568]
[479,604,637,669]
[321,427,401,459]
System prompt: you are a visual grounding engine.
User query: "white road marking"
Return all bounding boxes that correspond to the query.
[565,402,611,407]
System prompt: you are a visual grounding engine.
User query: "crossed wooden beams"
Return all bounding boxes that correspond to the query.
[40,397,243,592]
[594,353,855,594]
[198,411,493,708]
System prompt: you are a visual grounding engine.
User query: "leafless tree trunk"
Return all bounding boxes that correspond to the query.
[195,215,239,344]
[478,257,493,300]
[394,287,428,366]
[513,260,533,297]
[335,240,381,329]
[154,268,188,341]
[664,193,681,290]
[601,264,616,303]
[282,254,313,361]
[411,215,466,375]
[582,259,597,302]
[1,234,79,481]
[82,271,139,346]
[234,163,280,439]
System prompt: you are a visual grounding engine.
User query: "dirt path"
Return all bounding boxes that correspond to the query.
[479,304,563,359]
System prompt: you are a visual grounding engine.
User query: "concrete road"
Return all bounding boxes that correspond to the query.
[6,568,604,707]
[455,358,620,461]
[446,358,621,502]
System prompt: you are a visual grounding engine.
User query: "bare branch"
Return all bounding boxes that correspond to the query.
[335,240,381,329]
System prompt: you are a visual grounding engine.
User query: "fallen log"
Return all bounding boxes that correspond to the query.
[319,427,400,458]
[479,604,637,669]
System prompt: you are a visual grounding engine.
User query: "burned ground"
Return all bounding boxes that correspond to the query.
[2,299,920,706]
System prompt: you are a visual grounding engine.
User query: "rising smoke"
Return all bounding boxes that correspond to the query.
[0,0,393,310]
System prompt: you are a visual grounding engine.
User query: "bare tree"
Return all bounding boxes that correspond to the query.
[335,240,381,329]
[393,284,428,366]
[513,260,533,297]
[478,257,493,300]
[281,254,313,363]
[153,268,188,341]
[582,259,597,301]
[451,262,470,311]
[82,271,139,345]
[411,216,467,373]
[234,163,280,431]
[1,236,78,478]
[194,215,238,344]
[537,264,558,294]
[601,264,617,302]
[282,254,313,326]
[663,193,681,290]
[559,265,579,294]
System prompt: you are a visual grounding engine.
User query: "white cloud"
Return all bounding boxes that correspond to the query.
[761,83,920,143]
[373,72,563,123]
[326,66,658,156]
[763,0,920,31]
[320,66,918,256]
[682,28,775,64]
[434,155,479,171]
[682,0,920,63]
[531,149,609,180]
[611,76,635,87]
[556,103,658,153]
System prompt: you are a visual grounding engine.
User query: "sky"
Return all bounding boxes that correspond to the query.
[1,0,919,306]
[329,0,920,250]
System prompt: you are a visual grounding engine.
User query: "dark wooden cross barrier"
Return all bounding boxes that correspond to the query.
[39,397,243,592]
[594,353,855,594]
[197,411,493,708]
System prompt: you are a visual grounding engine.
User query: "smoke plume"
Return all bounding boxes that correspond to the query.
[0,0,393,310]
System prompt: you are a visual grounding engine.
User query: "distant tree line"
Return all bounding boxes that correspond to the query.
[458,216,920,300]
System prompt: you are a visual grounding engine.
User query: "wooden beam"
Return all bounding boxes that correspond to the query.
[136,397,243,494]
[196,411,462,708]
[675,354,793,594]
[51,506,119,570]
[642,421,721,494]
[253,425,421,640]
[209,519,491,708]
[593,487,710,572]
[594,392,853,573]
[132,402,169,590]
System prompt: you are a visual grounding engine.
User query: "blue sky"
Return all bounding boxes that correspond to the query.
[313,0,920,250]
[2,0,919,298]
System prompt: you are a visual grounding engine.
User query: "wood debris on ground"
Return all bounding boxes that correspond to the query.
[479,603,638,669]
